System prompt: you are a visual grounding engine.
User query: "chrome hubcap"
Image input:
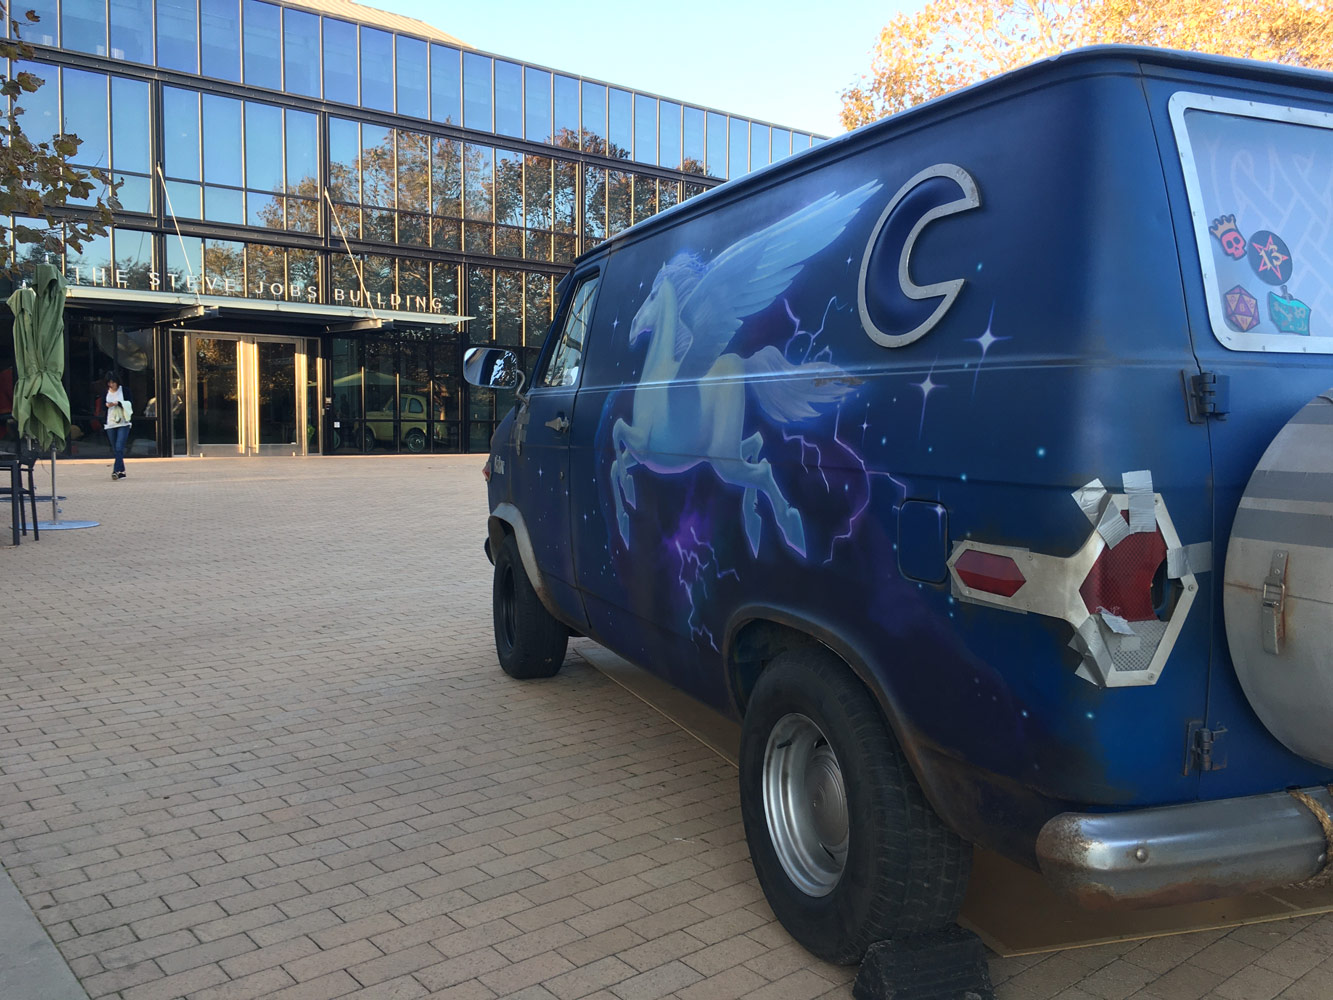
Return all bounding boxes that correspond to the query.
[762,713,848,896]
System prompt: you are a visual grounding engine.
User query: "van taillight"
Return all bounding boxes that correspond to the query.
[953,550,1026,597]
[482,458,491,482]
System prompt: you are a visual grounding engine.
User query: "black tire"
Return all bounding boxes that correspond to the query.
[404,428,427,453]
[363,427,376,451]
[739,649,971,964]
[493,533,569,679]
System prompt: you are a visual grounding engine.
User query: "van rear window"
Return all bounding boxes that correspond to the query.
[1171,93,1333,353]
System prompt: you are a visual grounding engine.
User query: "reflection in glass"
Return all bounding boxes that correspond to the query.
[581,82,606,151]
[245,101,284,192]
[195,337,240,446]
[360,27,393,111]
[430,44,460,124]
[204,186,244,224]
[360,124,393,211]
[463,52,492,132]
[525,67,551,143]
[634,94,656,164]
[633,175,655,224]
[62,0,107,55]
[494,149,523,227]
[397,131,430,213]
[163,87,201,180]
[432,137,462,217]
[729,118,747,178]
[495,60,522,138]
[204,238,245,293]
[524,155,551,230]
[282,7,319,96]
[63,68,109,170]
[464,144,493,221]
[20,0,57,45]
[243,0,281,90]
[524,272,552,347]
[157,0,198,73]
[584,166,606,241]
[202,93,243,186]
[109,0,152,63]
[750,122,771,169]
[706,111,727,178]
[247,192,281,229]
[607,171,631,236]
[609,89,632,158]
[397,36,428,120]
[659,180,680,211]
[468,266,494,342]
[166,234,203,292]
[111,76,151,174]
[659,102,681,170]
[683,107,704,172]
[496,269,522,347]
[114,174,152,213]
[286,110,318,192]
[433,262,458,314]
[553,160,577,234]
[323,18,357,104]
[328,118,360,203]
[113,228,154,289]
[201,0,241,80]
[553,75,578,147]
[257,341,297,445]
[771,128,791,161]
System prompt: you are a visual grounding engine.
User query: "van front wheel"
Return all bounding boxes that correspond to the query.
[739,650,971,964]
[493,533,568,679]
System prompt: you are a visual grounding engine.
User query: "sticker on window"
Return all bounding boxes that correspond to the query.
[1171,93,1333,353]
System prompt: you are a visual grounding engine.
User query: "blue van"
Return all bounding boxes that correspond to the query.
[466,46,1333,964]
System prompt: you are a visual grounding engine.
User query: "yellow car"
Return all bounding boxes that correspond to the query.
[363,393,438,452]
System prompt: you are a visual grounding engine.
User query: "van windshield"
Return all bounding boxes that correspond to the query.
[1172,94,1333,353]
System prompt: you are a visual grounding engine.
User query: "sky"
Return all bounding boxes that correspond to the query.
[362,0,922,137]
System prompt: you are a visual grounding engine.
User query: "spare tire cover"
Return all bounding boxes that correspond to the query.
[1224,389,1333,767]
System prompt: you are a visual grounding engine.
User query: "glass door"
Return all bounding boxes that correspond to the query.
[184,333,308,456]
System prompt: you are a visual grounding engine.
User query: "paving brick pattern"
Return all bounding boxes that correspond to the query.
[1,456,1330,1000]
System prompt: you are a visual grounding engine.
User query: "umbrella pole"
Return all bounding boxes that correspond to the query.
[50,446,59,524]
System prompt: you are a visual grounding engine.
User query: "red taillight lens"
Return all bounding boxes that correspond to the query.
[1080,523,1166,621]
[482,458,491,482]
[955,550,1026,597]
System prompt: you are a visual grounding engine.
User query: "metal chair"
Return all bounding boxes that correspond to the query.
[0,447,40,545]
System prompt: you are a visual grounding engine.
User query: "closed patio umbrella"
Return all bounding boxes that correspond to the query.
[6,262,95,529]
[7,262,71,452]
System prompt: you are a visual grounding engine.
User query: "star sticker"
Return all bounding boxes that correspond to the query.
[1252,234,1289,277]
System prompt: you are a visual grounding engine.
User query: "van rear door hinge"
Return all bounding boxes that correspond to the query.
[1183,371,1231,423]
[1184,721,1228,774]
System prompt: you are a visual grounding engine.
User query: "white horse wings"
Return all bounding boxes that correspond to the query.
[611,181,882,559]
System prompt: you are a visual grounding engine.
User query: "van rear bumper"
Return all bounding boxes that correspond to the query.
[1035,785,1333,907]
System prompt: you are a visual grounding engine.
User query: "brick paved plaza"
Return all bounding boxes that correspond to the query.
[3,456,1333,1000]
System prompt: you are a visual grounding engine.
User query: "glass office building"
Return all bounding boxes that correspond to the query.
[1,0,819,458]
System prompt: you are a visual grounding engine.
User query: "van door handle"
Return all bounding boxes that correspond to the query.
[544,414,570,433]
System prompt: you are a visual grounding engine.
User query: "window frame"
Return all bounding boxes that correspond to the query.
[1170,91,1333,354]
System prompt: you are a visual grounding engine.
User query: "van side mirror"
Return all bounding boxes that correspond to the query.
[463,347,525,396]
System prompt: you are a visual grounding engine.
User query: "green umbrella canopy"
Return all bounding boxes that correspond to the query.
[6,262,71,451]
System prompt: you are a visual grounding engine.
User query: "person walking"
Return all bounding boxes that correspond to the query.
[104,374,132,480]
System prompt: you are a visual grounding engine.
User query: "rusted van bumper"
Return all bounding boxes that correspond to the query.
[1036,785,1333,907]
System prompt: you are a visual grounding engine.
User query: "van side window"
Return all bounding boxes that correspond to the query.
[538,275,599,388]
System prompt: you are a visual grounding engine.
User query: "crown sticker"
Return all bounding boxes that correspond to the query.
[1210,214,1247,260]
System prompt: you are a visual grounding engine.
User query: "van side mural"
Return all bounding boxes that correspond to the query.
[609,182,881,559]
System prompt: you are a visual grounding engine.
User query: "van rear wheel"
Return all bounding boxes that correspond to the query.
[739,649,971,964]
[493,534,568,679]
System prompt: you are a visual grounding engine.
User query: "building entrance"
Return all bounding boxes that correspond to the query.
[183,333,309,456]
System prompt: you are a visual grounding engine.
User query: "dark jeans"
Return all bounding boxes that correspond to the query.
[107,425,130,475]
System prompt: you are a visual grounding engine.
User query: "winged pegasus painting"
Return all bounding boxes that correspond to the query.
[611,181,881,558]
